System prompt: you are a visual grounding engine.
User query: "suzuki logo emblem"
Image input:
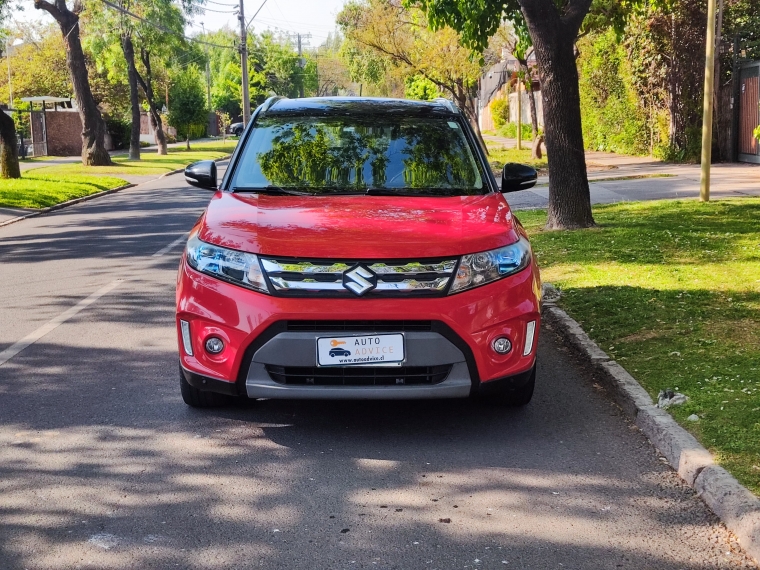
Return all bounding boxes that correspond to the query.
[343,265,377,296]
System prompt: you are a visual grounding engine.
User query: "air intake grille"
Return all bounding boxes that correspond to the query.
[286,320,433,332]
[266,365,452,386]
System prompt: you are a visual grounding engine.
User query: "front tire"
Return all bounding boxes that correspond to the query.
[179,366,233,408]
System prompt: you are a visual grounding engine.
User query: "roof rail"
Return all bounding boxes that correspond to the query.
[260,95,286,114]
[433,97,459,114]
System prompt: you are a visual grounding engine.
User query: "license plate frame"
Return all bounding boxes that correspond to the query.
[316,333,406,367]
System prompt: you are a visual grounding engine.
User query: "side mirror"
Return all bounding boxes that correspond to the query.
[185,160,217,190]
[501,163,537,193]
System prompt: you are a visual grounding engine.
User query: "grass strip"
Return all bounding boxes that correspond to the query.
[0,171,128,209]
[2,141,238,209]
[518,199,760,496]
[31,141,238,178]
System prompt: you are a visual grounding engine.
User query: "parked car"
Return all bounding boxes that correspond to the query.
[229,122,244,136]
[179,96,541,408]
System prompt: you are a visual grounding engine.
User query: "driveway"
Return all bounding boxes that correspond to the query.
[0,174,755,569]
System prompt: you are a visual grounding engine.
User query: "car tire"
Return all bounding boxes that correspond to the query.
[179,365,233,408]
[492,364,536,407]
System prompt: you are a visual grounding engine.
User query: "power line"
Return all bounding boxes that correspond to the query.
[246,0,269,31]
[99,0,236,50]
[204,0,237,6]
[199,6,236,13]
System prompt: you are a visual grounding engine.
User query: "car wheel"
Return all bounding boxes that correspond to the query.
[492,364,536,407]
[179,365,233,408]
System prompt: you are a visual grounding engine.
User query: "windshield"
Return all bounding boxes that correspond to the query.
[229,115,486,195]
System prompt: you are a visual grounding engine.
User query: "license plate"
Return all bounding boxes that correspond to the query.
[316,334,405,367]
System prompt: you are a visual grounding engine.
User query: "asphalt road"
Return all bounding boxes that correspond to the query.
[0,173,755,569]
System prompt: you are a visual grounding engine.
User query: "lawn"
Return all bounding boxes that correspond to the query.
[519,199,760,496]
[485,144,548,175]
[2,141,238,210]
[31,141,238,178]
[0,171,128,209]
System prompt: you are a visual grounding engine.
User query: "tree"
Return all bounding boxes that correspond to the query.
[413,0,596,229]
[34,0,112,165]
[84,0,142,160]
[167,64,206,150]
[338,0,489,150]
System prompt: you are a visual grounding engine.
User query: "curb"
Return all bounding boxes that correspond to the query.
[543,302,760,565]
[0,154,233,229]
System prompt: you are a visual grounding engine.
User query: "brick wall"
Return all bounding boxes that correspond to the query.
[45,111,82,157]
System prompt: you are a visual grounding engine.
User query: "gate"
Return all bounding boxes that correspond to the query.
[738,61,760,164]
[29,110,47,157]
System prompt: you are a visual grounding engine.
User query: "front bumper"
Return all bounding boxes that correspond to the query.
[177,255,541,399]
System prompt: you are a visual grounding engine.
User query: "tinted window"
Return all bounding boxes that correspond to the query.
[230,116,485,195]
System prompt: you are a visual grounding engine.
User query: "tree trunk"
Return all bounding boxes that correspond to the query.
[0,110,21,179]
[186,134,190,150]
[136,49,168,155]
[34,0,112,166]
[121,35,141,160]
[519,0,594,230]
[523,64,539,139]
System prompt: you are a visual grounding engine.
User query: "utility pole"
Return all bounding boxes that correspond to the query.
[200,22,211,111]
[238,0,251,125]
[699,0,721,202]
[289,32,311,98]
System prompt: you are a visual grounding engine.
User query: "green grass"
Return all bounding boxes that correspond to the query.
[519,199,760,496]
[486,143,548,174]
[2,141,237,209]
[32,141,238,178]
[0,172,128,209]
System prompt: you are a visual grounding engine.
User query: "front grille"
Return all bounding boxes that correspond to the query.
[266,364,452,386]
[286,320,433,332]
[260,258,457,297]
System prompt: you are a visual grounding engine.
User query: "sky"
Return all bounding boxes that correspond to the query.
[10,0,348,46]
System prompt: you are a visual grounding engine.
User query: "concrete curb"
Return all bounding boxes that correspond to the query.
[0,154,233,229]
[543,302,760,565]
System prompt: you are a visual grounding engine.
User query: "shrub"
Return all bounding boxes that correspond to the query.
[490,98,509,129]
[497,122,538,140]
[105,117,131,150]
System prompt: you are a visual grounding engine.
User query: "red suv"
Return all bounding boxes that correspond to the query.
[178,97,541,408]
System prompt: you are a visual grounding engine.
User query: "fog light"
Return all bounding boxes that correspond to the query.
[205,337,225,354]
[180,320,193,356]
[492,337,512,355]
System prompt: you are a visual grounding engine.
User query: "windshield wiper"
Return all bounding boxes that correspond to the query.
[233,185,315,196]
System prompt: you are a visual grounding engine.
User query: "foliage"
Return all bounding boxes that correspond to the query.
[577,29,649,155]
[338,0,485,130]
[404,75,439,101]
[490,98,508,129]
[105,116,132,150]
[755,124,760,142]
[485,141,548,173]
[167,65,207,141]
[496,122,537,140]
[519,198,760,496]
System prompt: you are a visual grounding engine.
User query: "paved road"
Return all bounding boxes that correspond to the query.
[0,174,755,569]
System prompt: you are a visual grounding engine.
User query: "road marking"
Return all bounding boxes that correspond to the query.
[152,234,187,257]
[0,280,123,367]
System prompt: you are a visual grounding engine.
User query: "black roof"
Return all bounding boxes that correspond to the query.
[261,97,459,118]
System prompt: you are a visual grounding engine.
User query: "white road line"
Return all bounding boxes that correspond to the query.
[152,234,188,257]
[0,280,123,367]
[0,233,189,366]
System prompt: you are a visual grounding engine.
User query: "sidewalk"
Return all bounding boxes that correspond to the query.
[485,134,760,210]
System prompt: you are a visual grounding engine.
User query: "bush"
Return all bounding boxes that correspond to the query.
[497,122,538,140]
[105,117,131,150]
[490,98,509,129]
[754,124,760,142]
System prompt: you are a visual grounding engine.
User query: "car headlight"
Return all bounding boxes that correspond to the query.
[449,236,532,294]
[185,231,269,294]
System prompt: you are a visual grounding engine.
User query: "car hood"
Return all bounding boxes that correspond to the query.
[198,192,520,259]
